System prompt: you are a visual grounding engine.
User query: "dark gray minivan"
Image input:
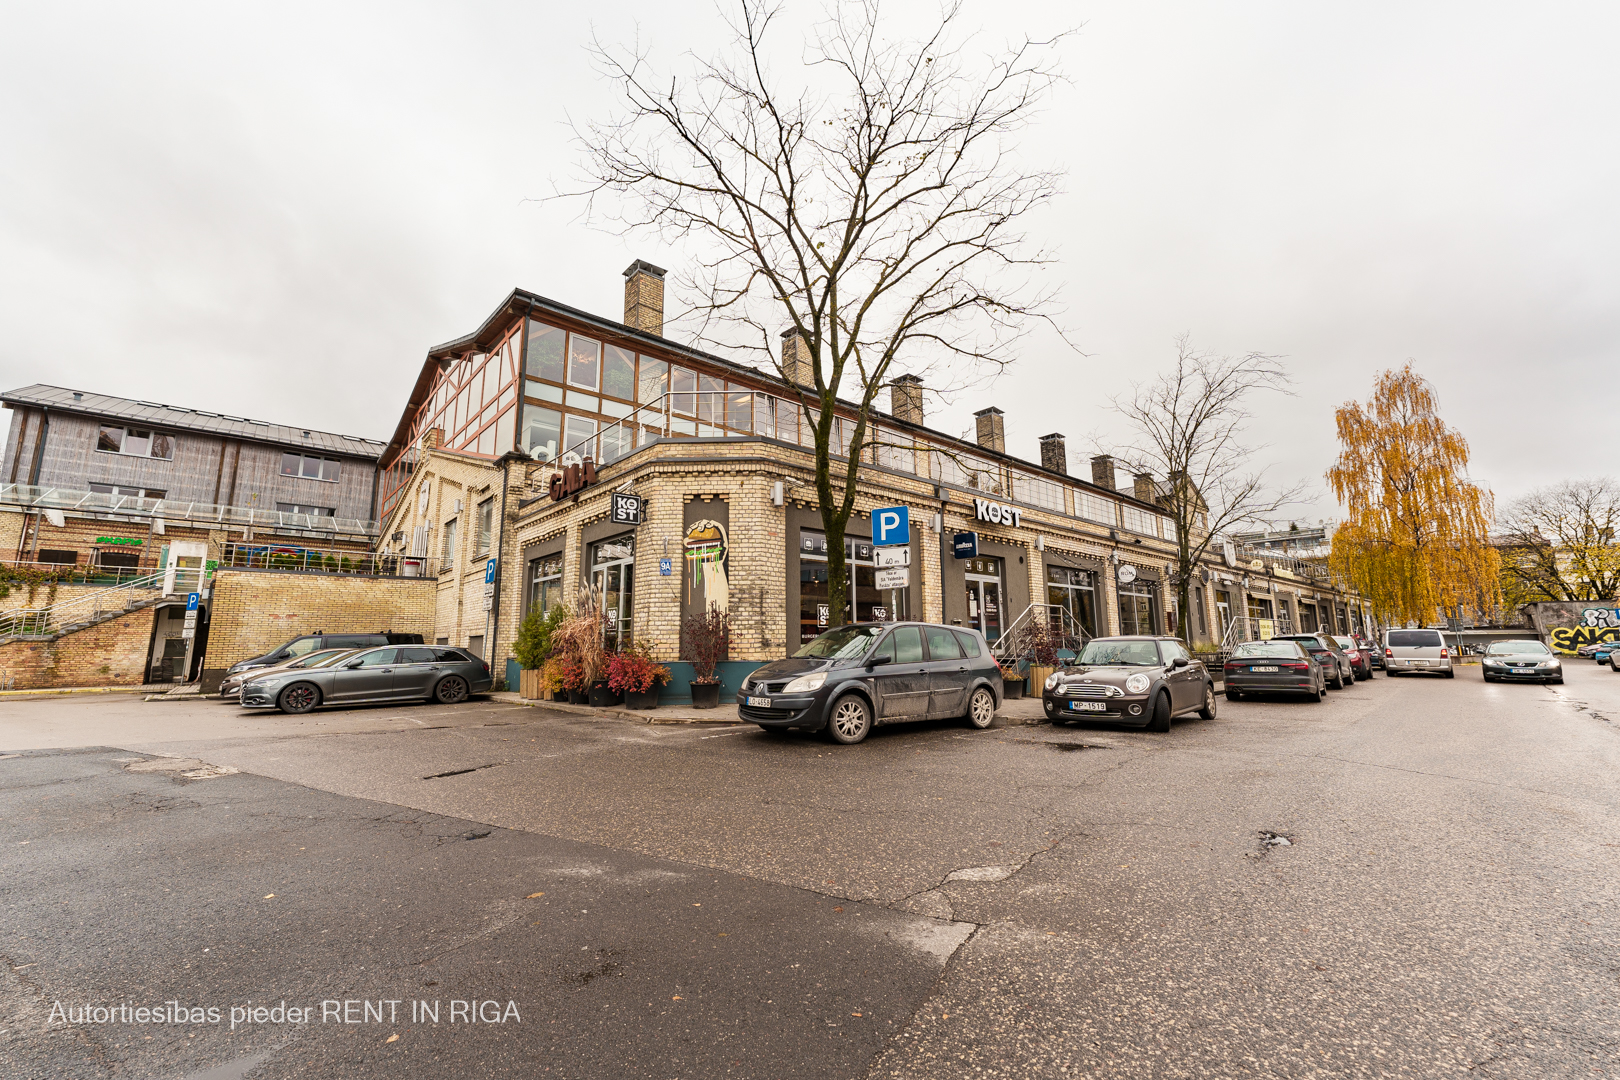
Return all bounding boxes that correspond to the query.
[738,622,1002,744]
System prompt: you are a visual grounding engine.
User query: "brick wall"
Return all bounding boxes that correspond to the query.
[202,568,436,678]
[0,606,157,689]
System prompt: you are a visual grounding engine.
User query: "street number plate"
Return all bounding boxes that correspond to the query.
[746,696,771,708]
[1252,666,1278,672]
[1068,701,1106,712]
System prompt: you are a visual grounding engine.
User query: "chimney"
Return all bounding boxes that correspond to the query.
[890,374,924,425]
[973,407,1005,454]
[622,260,666,335]
[1134,471,1157,504]
[780,329,814,388]
[1039,432,1067,474]
[420,426,443,450]
[1090,454,1116,491]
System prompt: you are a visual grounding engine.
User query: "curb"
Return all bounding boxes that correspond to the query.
[0,686,148,698]
[498,696,743,726]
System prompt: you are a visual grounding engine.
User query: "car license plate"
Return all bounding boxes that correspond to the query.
[1068,701,1106,712]
[1414,660,1429,666]
[746,696,771,708]
[1252,666,1278,672]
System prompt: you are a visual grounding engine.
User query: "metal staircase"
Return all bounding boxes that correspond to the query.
[990,603,1091,665]
[0,568,199,640]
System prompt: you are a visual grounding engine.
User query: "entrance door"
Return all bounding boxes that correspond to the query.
[163,541,207,597]
[590,536,635,650]
[963,556,1003,642]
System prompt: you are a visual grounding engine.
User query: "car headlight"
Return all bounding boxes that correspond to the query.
[1124,673,1151,695]
[1544,659,1560,668]
[782,672,827,694]
[1044,673,1062,691]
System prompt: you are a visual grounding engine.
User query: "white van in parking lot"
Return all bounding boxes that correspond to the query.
[1383,628,1454,677]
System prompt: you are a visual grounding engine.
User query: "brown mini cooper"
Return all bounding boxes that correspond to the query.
[1042,636,1216,732]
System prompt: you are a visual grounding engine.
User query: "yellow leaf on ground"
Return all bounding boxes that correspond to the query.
[526,892,545,898]
[386,1033,399,1043]
[263,894,275,899]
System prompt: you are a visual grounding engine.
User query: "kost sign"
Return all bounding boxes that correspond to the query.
[549,461,597,501]
[973,498,1022,528]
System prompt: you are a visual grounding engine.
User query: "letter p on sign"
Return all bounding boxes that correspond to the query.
[873,506,909,547]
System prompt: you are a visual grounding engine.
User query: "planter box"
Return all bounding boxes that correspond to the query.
[690,681,722,709]
[519,668,545,701]
[588,681,622,708]
[1003,678,1025,700]
[1026,665,1056,691]
[567,689,589,705]
[624,688,660,710]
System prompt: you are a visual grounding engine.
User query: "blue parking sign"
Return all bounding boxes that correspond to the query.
[485,558,498,584]
[185,592,199,612]
[873,505,910,546]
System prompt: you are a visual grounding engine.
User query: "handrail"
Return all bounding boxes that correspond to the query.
[991,603,1091,663]
[0,567,197,637]
[0,483,379,538]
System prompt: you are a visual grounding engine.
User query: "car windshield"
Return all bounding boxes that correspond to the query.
[1233,641,1303,658]
[1331,636,1355,649]
[1076,640,1160,666]
[1487,641,1549,656]
[794,625,885,659]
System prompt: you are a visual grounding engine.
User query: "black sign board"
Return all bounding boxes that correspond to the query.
[952,531,978,559]
[609,492,646,526]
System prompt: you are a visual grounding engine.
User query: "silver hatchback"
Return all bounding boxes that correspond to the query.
[240,645,492,714]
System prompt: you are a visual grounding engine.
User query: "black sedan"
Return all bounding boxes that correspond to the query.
[738,622,1002,744]
[1223,640,1325,702]
[1272,633,1356,689]
[1042,636,1216,733]
[1482,640,1564,683]
[240,645,492,713]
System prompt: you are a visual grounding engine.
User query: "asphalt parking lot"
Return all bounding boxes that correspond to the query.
[3,659,1618,1078]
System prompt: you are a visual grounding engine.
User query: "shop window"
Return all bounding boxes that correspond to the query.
[526,320,566,382]
[799,530,897,644]
[96,548,141,570]
[96,425,175,460]
[1045,565,1097,638]
[568,334,601,390]
[37,549,78,565]
[1118,580,1159,637]
[603,345,636,400]
[528,554,563,618]
[523,406,562,462]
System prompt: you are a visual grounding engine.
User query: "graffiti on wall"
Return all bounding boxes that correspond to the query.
[1580,607,1620,628]
[1549,610,1620,654]
[683,519,729,613]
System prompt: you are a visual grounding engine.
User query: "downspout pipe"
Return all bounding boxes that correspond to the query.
[26,406,48,560]
[486,453,515,683]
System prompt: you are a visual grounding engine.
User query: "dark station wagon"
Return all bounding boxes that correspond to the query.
[738,622,1003,744]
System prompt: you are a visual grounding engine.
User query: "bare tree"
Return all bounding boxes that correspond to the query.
[1497,478,1620,603]
[573,1,1067,626]
[1105,336,1304,644]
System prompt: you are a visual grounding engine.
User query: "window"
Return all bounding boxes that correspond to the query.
[96,425,174,460]
[523,406,562,462]
[603,345,636,400]
[1046,565,1097,638]
[799,530,891,643]
[562,415,597,463]
[476,498,494,556]
[280,453,341,482]
[697,374,724,424]
[37,549,78,565]
[727,390,753,432]
[889,625,924,663]
[1118,580,1160,636]
[398,647,438,664]
[528,554,563,617]
[276,503,336,517]
[568,334,601,390]
[353,648,398,667]
[96,548,140,570]
[953,630,982,657]
[1194,588,1207,636]
[88,483,166,500]
[1075,491,1116,526]
[525,320,566,382]
[441,518,458,562]
[924,626,963,660]
[638,358,668,405]
[1010,470,1065,511]
[671,367,697,416]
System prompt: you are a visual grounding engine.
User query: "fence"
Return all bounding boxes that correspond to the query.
[219,542,437,578]
[1219,616,1298,651]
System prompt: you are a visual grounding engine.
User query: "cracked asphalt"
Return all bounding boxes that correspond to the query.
[3,659,1619,1078]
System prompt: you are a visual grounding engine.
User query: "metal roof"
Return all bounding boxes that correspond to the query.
[1,384,387,460]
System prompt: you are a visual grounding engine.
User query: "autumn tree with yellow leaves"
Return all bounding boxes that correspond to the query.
[1326,365,1500,627]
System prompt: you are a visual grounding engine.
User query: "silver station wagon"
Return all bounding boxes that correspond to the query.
[240,645,493,714]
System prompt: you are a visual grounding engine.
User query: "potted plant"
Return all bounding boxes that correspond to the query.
[552,585,610,705]
[680,603,731,709]
[1024,621,1060,693]
[607,641,672,710]
[999,661,1026,700]
[513,604,569,700]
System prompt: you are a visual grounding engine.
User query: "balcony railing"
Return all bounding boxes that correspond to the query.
[0,484,379,538]
[219,542,437,578]
[1220,616,1298,650]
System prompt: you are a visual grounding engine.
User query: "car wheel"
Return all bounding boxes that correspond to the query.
[277,682,320,715]
[1444,670,1455,679]
[1552,676,1564,684]
[1198,684,1217,721]
[1309,680,1326,702]
[1483,674,1495,683]
[1146,690,1172,733]
[1330,669,1344,690]
[964,687,996,730]
[1225,688,1242,702]
[434,675,469,704]
[826,695,872,744]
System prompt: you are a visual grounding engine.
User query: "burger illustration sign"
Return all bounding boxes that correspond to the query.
[684,519,730,613]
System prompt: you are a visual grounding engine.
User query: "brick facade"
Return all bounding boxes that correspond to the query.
[0,605,157,689]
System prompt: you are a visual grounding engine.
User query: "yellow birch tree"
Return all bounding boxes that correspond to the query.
[1327,364,1499,626]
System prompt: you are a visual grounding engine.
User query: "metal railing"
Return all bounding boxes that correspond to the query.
[991,603,1092,664]
[0,567,201,638]
[1219,615,1299,651]
[0,484,379,538]
[219,542,437,578]
[1,558,160,586]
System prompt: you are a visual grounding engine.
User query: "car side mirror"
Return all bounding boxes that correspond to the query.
[1172,656,1189,668]
[344,660,365,669]
[867,654,893,669]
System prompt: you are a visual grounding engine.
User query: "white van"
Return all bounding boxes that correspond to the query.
[1383,628,1454,677]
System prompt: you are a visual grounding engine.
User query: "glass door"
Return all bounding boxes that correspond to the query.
[590,535,635,650]
[963,556,1003,642]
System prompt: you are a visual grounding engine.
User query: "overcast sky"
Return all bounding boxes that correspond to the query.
[2,1,1613,522]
